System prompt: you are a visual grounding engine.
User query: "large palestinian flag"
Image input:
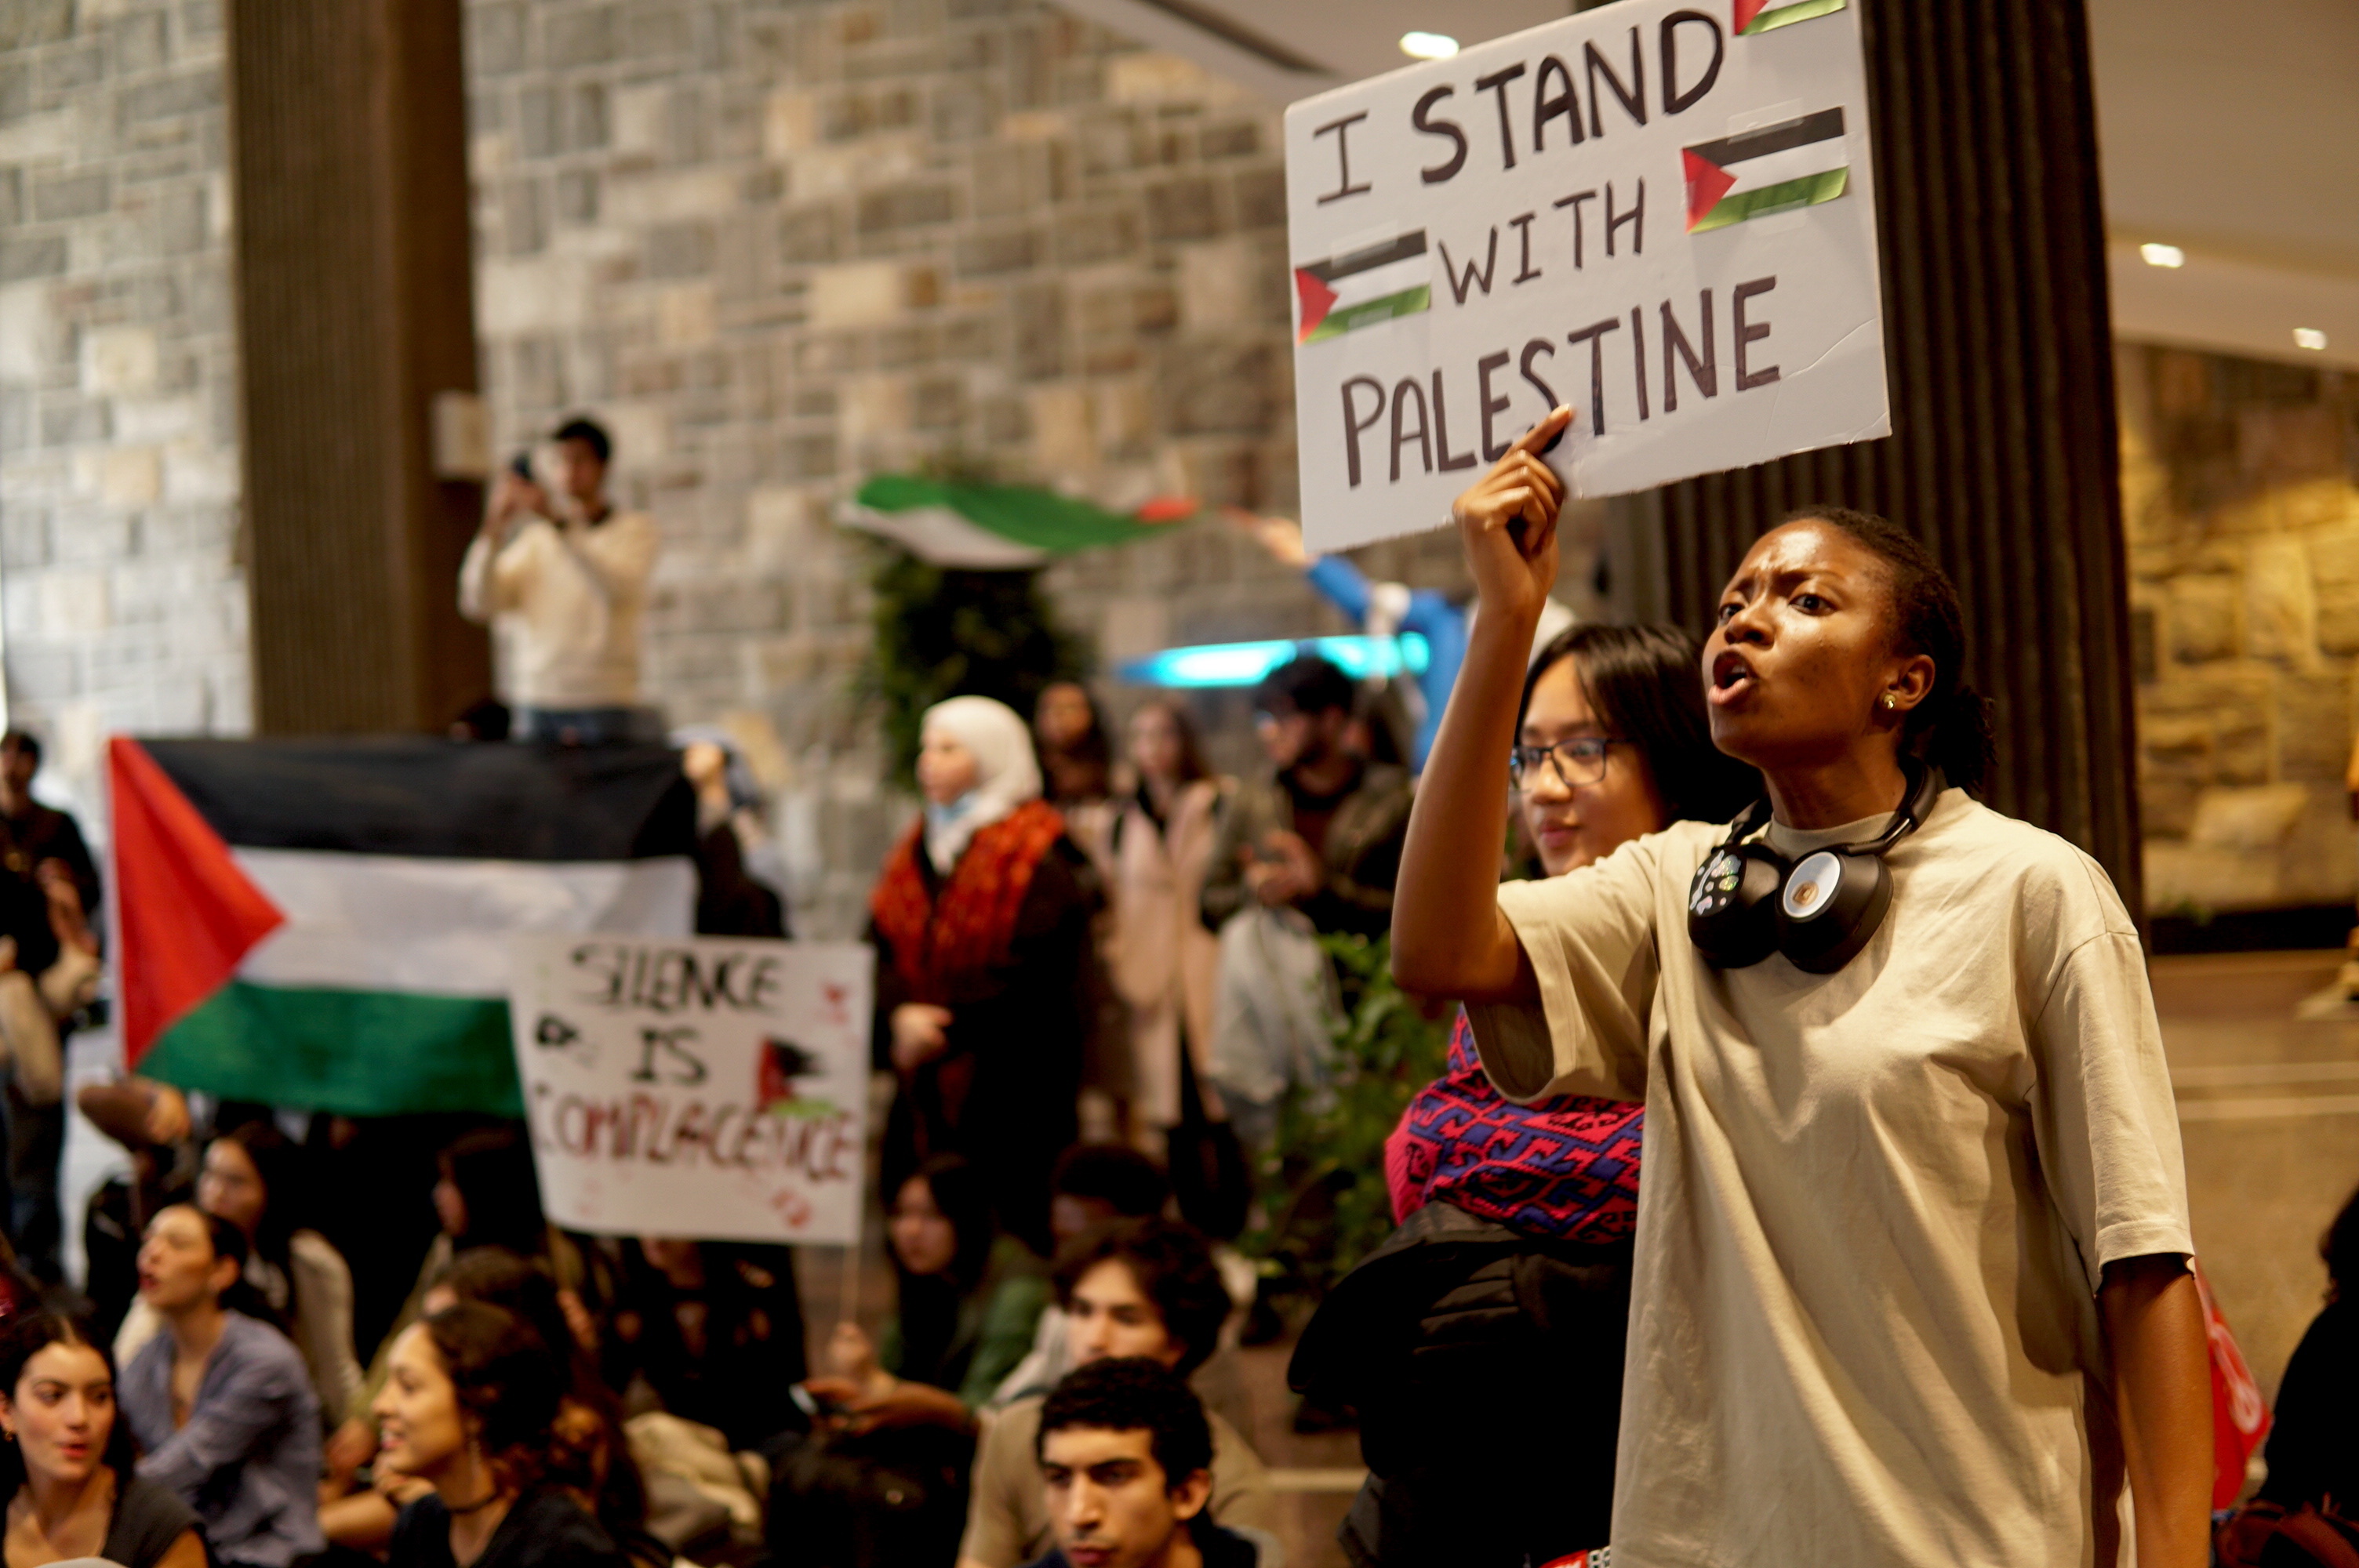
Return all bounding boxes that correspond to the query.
[111,737,696,1116]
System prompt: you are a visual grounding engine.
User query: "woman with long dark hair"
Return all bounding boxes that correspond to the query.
[1107,699,1228,1149]
[767,1155,1048,1567]
[1392,408,2209,1568]
[1297,621,1757,1564]
[0,1312,202,1568]
[376,1301,626,1568]
[114,1120,364,1427]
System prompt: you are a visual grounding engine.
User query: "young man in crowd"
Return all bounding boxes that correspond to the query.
[959,1219,1270,1568]
[987,1145,1177,1411]
[1198,654,1412,944]
[1026,1358,1275,1568]
[460,415,660,746]
[0,728,98,1281]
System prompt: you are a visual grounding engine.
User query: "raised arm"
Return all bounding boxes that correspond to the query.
[1390,408,1572,1002]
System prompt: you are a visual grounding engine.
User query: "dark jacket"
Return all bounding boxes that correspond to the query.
[1291,1200,1630,1567]
[1199,760,1412,939]
[1022,1515,1269,1568]
[2258,1296,2357,1512]
[391,1486,631,1568]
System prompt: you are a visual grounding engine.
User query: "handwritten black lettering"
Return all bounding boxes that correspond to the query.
[1342,376,1385,488]
[1509,212,1541,282]
[1565,318,1623,436]
[1440,228,1500,304]
[1313,111,1372,203]
[1606,180,1644,256]
[1413,87,1468,184]
[1533,55,1582,152]
[1630,307,1650,422]
[1390,377,1433,481]
[1661,11,1724,114]
[1585,29,1647,136]
[1735,277,1780,390]
[1477,351,1516,462]
[1553,190,1598,268]
[1519,339,1559,410]
[1663,290,1718,410]
[1433,369,1478,470]
[1473,63,1527,170]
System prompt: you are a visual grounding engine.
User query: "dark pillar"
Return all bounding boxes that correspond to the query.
[1627,0,2140,909]
[227,0,489,734]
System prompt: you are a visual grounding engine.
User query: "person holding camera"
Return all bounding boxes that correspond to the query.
[460,416,660,746]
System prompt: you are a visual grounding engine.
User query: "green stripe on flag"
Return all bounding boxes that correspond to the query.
[140,981,523,1116]
[1740,0,1847,34]
[1303,285,1431,345]
[852,475,1180,554]
[1691,169,1849,234]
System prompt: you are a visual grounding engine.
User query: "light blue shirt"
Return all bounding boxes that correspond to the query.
[122,1310,324,1567]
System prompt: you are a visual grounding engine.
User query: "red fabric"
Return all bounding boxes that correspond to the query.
[107,736,285,1064]
[2197,1260,2272,1509]
[868,799,1066,1002]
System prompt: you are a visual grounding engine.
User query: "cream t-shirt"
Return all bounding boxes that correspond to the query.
[458,510,657,708]
[1468,788,2191,1568]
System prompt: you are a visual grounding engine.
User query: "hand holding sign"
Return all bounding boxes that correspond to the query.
[1453,407,1572,627]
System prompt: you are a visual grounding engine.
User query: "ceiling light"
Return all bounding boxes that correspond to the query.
[2294,328,2328,352]
[2139,243,2185,269]
[1399,31,1459,59]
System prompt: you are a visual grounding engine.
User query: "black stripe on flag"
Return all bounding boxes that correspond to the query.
[1685,107,1845,170]
[1301,230,1427,285]
[143,738,697,861]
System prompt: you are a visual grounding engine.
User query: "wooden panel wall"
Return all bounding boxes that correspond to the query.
[227,0,488,733]
[1631,0,2142,908]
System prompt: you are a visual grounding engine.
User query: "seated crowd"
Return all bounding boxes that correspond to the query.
[10,1087,1274,1568]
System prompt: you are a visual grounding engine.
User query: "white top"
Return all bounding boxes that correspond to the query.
[1468,789,2192,1568]
[459,510,657,707]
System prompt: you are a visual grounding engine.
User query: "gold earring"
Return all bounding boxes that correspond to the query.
[1880,695,1897,710]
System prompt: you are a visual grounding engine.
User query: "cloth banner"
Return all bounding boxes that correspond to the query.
[507,933,872,1246]
[1285,0,1888,550]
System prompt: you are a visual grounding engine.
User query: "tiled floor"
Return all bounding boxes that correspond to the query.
[54,949,2359,1568]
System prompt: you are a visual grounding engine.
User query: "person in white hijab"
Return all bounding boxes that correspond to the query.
[871,692,1092,1254]
[918,696,1044,873]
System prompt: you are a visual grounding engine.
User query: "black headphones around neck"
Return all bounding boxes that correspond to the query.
[1685,762,1944,975]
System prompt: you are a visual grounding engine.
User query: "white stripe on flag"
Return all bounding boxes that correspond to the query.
[1329,254,1430,309]
[234,848,696,998]
[1721,136,1848,196]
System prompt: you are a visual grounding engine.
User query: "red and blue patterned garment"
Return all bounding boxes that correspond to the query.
[1386,1011,1642,1243]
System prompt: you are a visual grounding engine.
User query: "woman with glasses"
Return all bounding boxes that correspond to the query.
[1292,621,1754,1566]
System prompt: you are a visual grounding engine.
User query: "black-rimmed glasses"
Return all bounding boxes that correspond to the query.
[1509,737,1623,790]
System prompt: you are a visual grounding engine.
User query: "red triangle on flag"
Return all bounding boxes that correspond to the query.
[1732,0,1771,31]
[108,736,284,1065]
[1294,267,1338,343]
[1683,148,1739,231]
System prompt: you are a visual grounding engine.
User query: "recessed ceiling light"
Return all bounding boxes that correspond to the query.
[2139,243,2185,269]
[1400,31,1459,59]
[2294,328,2328,352]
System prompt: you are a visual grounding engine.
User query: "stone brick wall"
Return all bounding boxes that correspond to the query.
[0,0,247,828]
[458,0,1565,933]
[2122,343,2359,914]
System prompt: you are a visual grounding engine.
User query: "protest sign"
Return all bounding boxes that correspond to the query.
[508,934,872,1245]
[1286,0,1888,550]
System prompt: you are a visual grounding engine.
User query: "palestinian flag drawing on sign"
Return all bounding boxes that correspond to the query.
[1683,107,1850,234]
[111,736,696,1116]
[1295,231,1430,345]
[1734,0,1846,34]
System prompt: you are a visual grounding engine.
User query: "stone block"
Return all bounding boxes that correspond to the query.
[656,284,714,347]
[2281,477,2359,532]
[2245,536,2316,663]
[154,180,205,253]
[2318,590,2359,657]
[39,396,107,446]
[854,183,954,234]
[1233,166,1284,230]
[1144,176,1219,243]
[471,4,527,74]
[623,2,691,59]
[1200,121,1257,159]
[478,254,594,335]
[1010,280,1061,380]
[1054,205,1137,266]
[162,441,235,503]
[544,5,616,67]
[501,178,547,255]
[95,447,161,505]
[0,0,71,49]
[604,168,736,224]
[779,205,843,264]
[38,570,107,635]
[2166,575,2236,663]
[555,168,598,223]
[1161,341,1278,436]
[2278,679,2352,786]
[763,90,816,158]
[118,70,220,123]
[809,260,907,328]
[518,85,560,158]
[31,170,109,222]
[0,234,65,281]
[932,79,994,143]
[38,45,104,99]
[646,220,716,278]
[954,227,1037,277]
[1028,383,1093,475]
[113,9,169,74]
